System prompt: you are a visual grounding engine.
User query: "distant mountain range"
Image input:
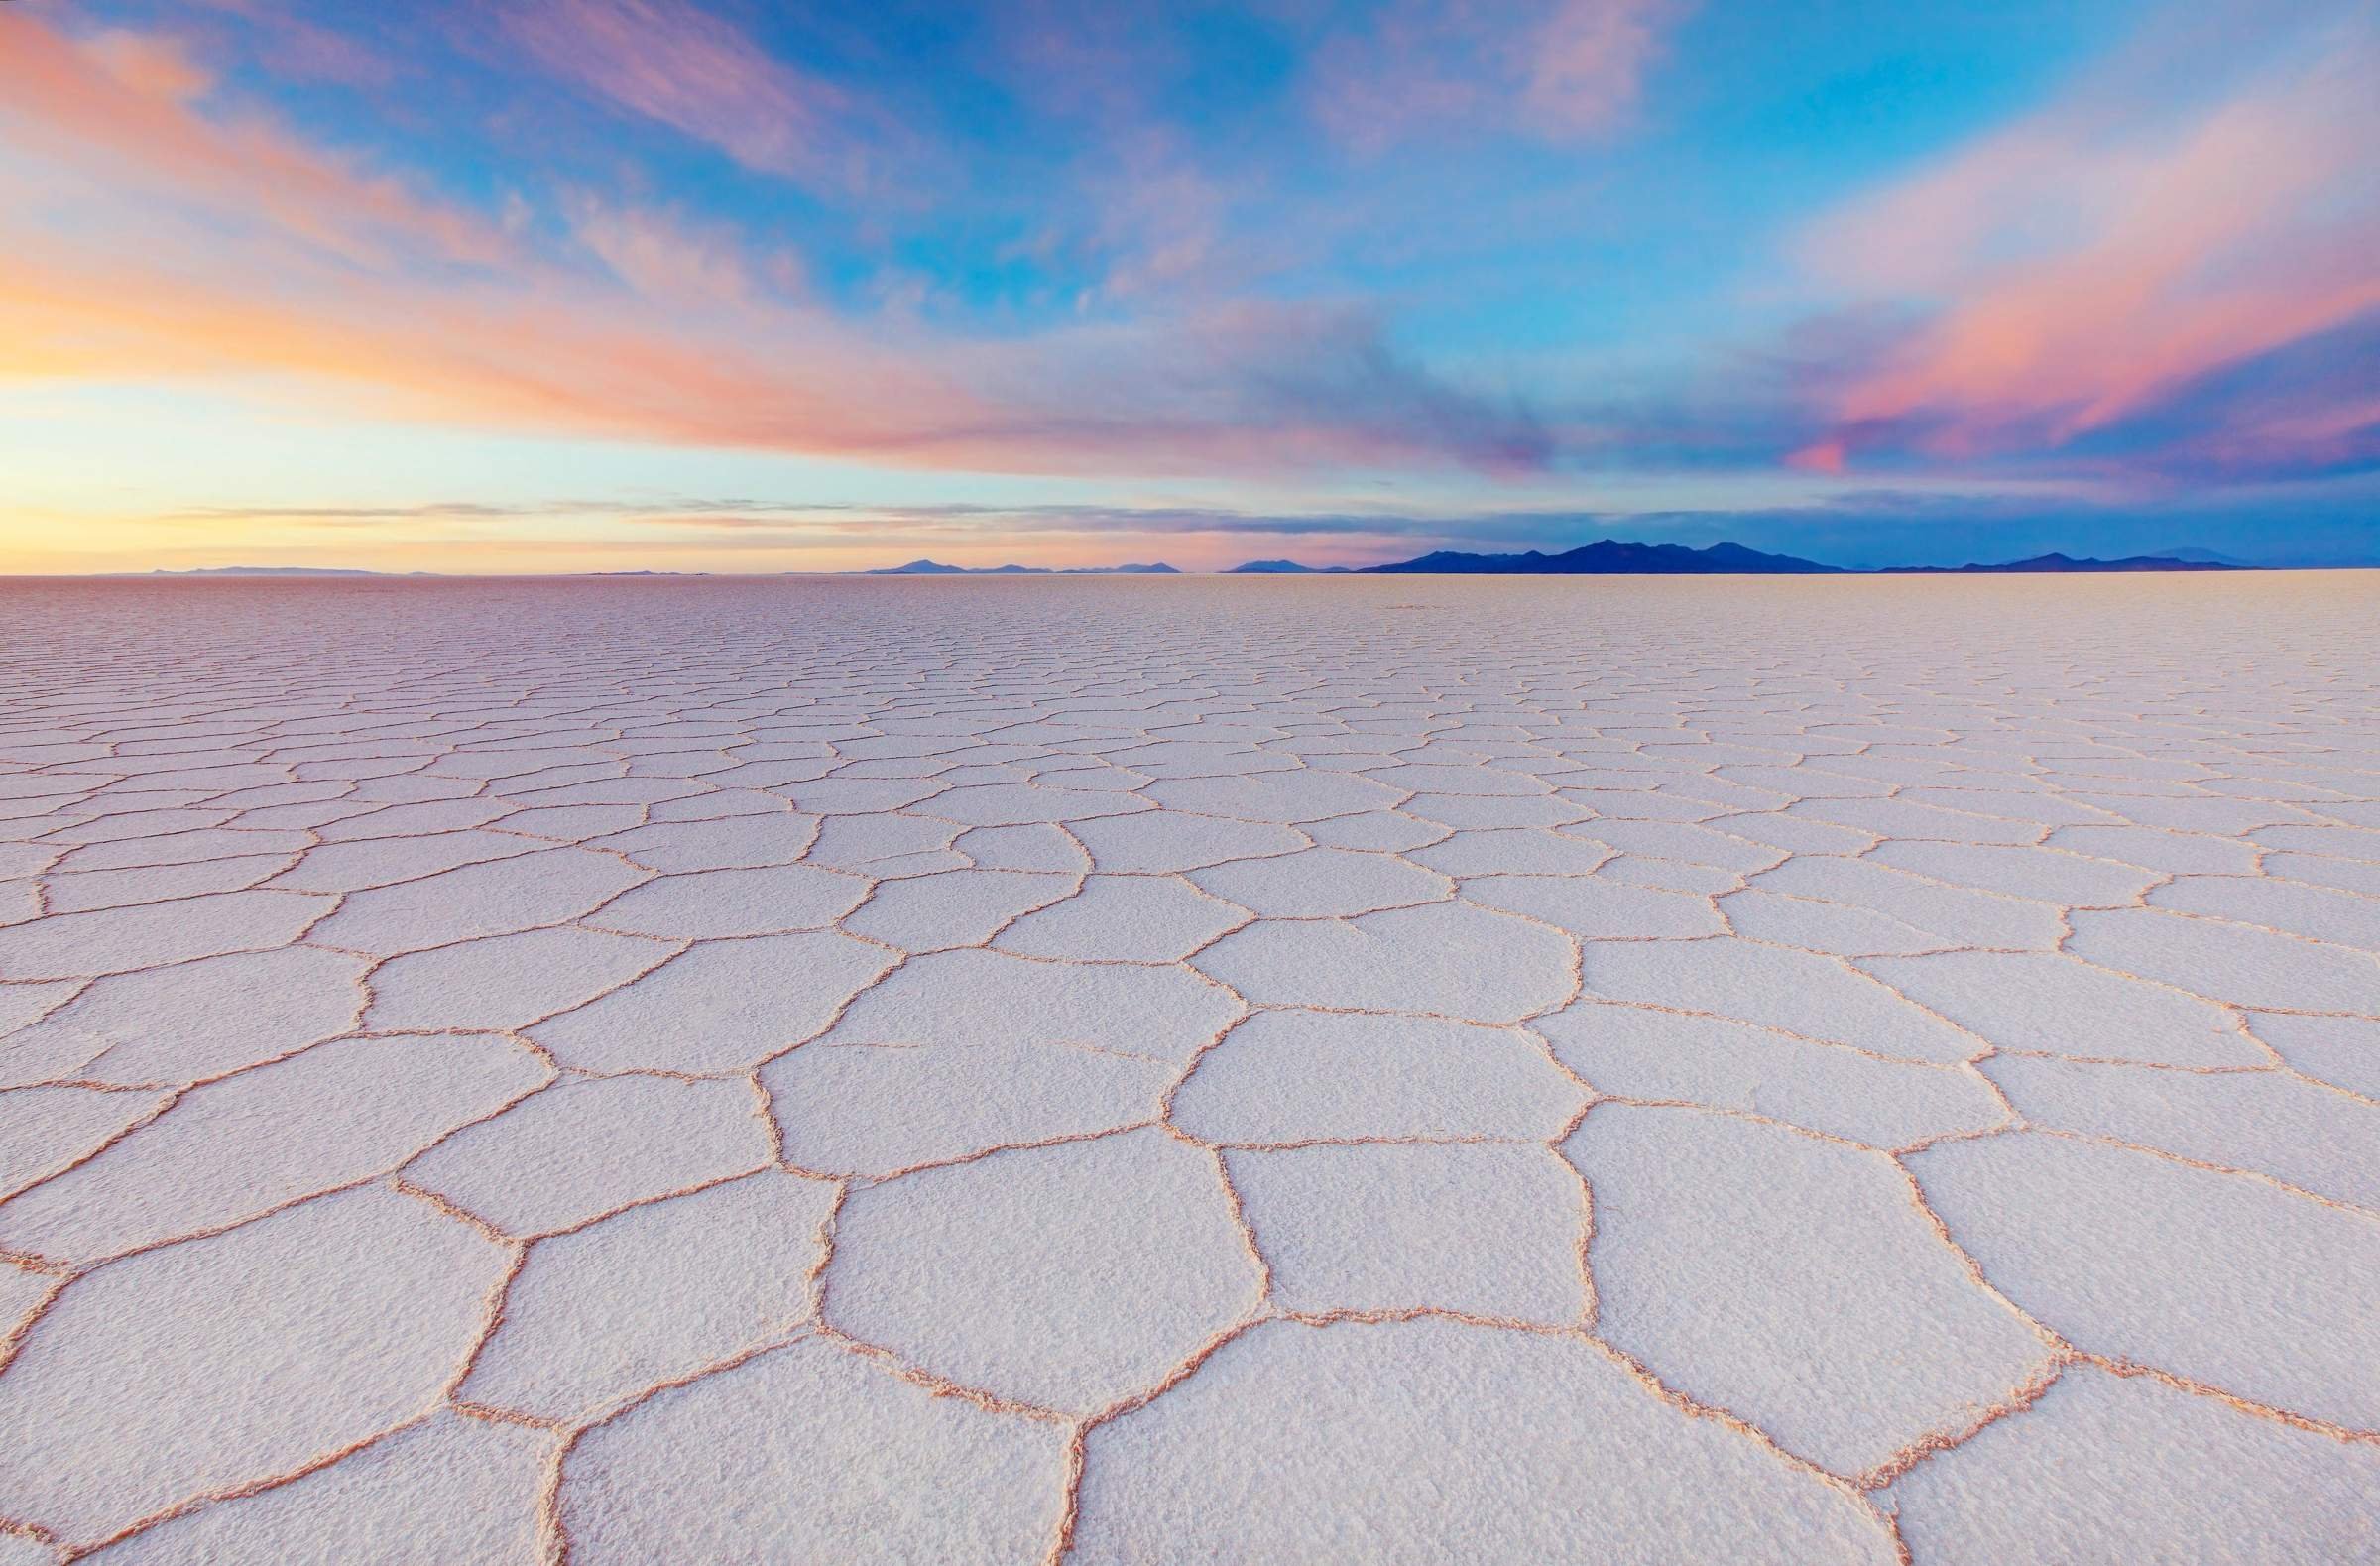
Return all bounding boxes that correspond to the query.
[1879,552,2244,574]
[1228,559,1351,574]
[861,559,1178,575]
[125,543,2278,579]
[1366,539,1843,574]
[2152,546,2256,566]
[145,566,398,577]
[1236,542,2252,575]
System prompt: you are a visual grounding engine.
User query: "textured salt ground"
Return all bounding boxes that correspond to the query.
[0,573,2377,1564]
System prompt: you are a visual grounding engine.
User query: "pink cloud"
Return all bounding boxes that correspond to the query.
[181,0,397,88]
[987,0,1182,127]
[1795,14,2380,474]
[500,0,900,192]
[1520,0,1680,138]
[0,11,505,269]
[0,12,1540,482]
[78,28,215,101]
[564,196,798,310]
[1310,0,1682,153]
[1073,133,1237,305]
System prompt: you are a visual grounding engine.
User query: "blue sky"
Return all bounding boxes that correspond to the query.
[2,0,2374,570]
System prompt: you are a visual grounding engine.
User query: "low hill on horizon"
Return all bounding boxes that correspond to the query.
[145,565,398,577]
[1360,541,2266,575]
[105,544,2291,579]
[1366,539,1842,574]
[861,559,1180,575]
[1879,552,2245,574]
[1227,559,1351,573]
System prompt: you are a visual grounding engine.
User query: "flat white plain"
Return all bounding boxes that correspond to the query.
[0,572,2375,1563]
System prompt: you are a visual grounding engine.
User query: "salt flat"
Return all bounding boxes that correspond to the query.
[0,572,2376,1563]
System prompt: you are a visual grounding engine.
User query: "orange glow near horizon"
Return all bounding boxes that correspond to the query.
[3,2,2374,572]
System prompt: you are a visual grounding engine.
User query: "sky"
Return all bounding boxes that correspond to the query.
[3,0,2376,573]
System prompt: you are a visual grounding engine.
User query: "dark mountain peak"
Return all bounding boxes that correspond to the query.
[149,565,390,577]
[861,558,1180,576]
[864,542,2257,579]
[2153,545,2254,566]
[1882,553,2248,574]
[868,558,967,574]
[1368,539,1839,575]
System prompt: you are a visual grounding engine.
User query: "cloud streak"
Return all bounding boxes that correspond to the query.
[0,11,504,268]
[1310,0,1683,152]
[1792,6,2380,480]
[4,0,2375,576]
[499,0,892,190]
[1,10,1548,479]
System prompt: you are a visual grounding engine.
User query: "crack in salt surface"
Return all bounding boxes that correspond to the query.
[0,574,2376,1561]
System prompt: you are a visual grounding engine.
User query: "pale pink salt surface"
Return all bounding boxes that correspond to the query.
[0,572,2375,1561]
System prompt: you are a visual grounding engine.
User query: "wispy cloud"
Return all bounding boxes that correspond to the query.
[0,10,504,268]
[1,9,1547,479]
[563,195,797,309]
[182,0,398,89]
[1791,5,2380,480]
[1309,0,1684,153]
[499,0,905,191]
[6,0,2375,577]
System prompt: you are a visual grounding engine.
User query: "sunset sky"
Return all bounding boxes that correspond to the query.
[4,0,2375,573]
